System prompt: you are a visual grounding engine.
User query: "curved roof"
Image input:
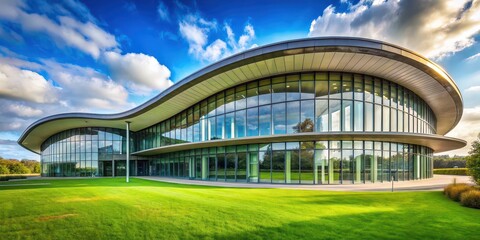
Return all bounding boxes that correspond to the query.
[18,37,464,153]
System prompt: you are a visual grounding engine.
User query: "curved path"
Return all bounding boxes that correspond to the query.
[138,175,473,192]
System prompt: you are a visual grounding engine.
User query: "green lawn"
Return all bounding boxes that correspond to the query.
[1,178,479,239]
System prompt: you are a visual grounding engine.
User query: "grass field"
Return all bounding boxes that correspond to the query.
[1,178,479,239]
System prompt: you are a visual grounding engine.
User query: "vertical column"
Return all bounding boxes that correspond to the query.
[285,151,291,184]
[249,152,259,182]
[126,121,131,183]
[415,154,420,180]
[328,158,334,183]
[372,155,377,183]
[189,157,195,179]
[356,156,361,183]
[314,150,319,184]
[202,156,208,180]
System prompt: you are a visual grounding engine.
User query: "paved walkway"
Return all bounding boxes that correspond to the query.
[137,175,474,192]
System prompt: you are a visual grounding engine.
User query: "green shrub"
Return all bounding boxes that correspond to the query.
[460,190,480,209]
[444,183,474,201]
[434,168,467,175]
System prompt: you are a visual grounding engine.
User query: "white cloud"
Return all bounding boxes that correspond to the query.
[446,106,480,155]
[466,52,480,61]
[465,85,480,92]
[6,103,43,118]
[0,0,118,58]
[0,64,58,103]
[308,0,480,59]
[102,51,173,94]
[157,1,170,21]
[179,15,256,62]
[42,59,131,111]
[203,39,227,62]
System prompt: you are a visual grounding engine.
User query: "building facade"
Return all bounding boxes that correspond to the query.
[19,37,466,184]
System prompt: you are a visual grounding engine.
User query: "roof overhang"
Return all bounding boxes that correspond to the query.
[18,37,464,154]
[133,132,466,155]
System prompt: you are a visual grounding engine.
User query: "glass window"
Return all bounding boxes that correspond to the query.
[374,79,382,104]
[342,100,353,131]
[247,107,259,137]
[225,113,234,139]
[286,101,300,134]
[287,149,300,184]
[235,85,247,110]
[374,104,382,132]
[272,103,286,135]
[216,153,225,181]
[330,149,341,184]
[329,100,341,131]
[225,89,235,113]
[235,110,246,138]
[259,105,271,136]
[342,73,353,100]
[247,85,258,108]
[342,149,353,183]
[237,152,247,182]
[315,99,328,132]
[207,96,216,117]
[272,150,285,183]
[365,76,373,102]
[259,150,271,183]
[226,153,236,181]
[301,73,315,99]
[300,100,315,132]
[383,106,390,132]
[391,108,397,132]
[286,74,300,101]
[272,81,286,103]
[383,80,390,106]
[354,101,363,132]
[300,147,314,184]
[391,85,397,109]
[209,155,216,180]
[258,79,271,105]
[365,102,373,132]
[216,92,225,115]
[315,78,328,98]
[329,80,341,99]
[354,74,363,101]
[216,114,224,140]
[207,117,217,140]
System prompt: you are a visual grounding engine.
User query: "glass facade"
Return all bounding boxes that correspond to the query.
[149,141,433,184]
[40,72,437,184]
[40,127,148,177]
[136,72,437,152]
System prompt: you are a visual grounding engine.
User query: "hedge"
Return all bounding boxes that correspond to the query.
[433,168,467,175]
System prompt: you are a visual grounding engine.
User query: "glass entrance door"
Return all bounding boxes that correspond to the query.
[115,161,126,176]
[137,160,149,176]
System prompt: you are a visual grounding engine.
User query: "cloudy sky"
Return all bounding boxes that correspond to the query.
[0,0,479,160]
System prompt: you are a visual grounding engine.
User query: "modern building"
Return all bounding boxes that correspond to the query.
[18,37,466,184]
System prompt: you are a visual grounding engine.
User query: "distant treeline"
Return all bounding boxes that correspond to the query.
[433,155,466,169]
[0,157,40,174]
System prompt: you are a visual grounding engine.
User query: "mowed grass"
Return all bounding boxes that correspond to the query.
[1,178,479,240]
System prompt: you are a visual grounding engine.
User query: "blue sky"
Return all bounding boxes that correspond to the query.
[0,0,479,160]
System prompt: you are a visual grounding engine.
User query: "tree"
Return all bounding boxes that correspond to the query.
[0,165,9,174]
[466,134,480,185]
[9,162,31,174]
[293,118,314,133]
